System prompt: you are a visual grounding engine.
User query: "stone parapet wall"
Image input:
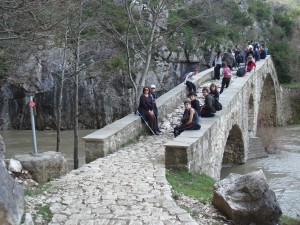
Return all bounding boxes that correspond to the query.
[83,69,214,163]
[165,56,283,180]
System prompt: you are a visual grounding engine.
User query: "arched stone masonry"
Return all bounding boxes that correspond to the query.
[248,94,255,134]
[222,124,245,164]
[257,73,277,126]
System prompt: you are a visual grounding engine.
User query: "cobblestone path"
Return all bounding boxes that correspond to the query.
[26,79,227,225]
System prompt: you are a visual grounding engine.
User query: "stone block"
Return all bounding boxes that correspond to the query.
[14,151,68,183]
[0,158,24,225]
[0,134,5,158]
[248,137,267,159]
[213,170,282,225]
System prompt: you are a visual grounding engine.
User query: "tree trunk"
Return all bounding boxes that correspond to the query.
[73,1,83,169]
[56,16,69,152]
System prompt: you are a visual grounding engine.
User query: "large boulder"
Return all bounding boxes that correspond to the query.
[212,170,282,225]
[0,134,5,158]
[0,158,24,225]
[14,151,68,184]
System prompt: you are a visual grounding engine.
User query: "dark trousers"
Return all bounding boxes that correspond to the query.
[186,81,196,92]
[174,123,201,137]
[145,111,157,133]
[220,77,231,94]
[214,64,221,80]
[201,107,215,117]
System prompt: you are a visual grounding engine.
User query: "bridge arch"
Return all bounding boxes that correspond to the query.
[257,73,277,126]
[222,124,245,165]
[248,94,255,134]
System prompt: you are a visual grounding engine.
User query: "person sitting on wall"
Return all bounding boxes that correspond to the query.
[183,68,198,93]
[201,87,216,118]
[150,84,161,133]
[209,83,219,100]
[246,56,256,73]
[174,100,201,137]
[187,91,201,117]
[138,86,159,135]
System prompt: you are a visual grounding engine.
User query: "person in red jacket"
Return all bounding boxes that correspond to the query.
[246,56,256,73]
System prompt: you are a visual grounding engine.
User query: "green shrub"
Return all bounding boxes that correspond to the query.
[270,25,286,40]
[274,12,294,36]
[268,41,293,83]
[105,55,126,71]
[248,0,271,21]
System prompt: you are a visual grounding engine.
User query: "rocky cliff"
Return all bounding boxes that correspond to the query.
[0,0,293,130]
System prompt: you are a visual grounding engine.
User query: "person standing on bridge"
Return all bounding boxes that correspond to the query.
[201,87,216,117]
[220,62,232,94]
[174,100,201,137]
[213,50,222,80]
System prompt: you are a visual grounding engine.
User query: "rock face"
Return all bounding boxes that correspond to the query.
[0,134,5,158]
[0,158,24,225]
[212,170,282,225]
[14,151,68,183]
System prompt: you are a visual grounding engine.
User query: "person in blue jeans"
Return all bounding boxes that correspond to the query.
[174,100,201,137]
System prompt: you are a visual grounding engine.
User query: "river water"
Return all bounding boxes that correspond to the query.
[0,129,96,170]
[221,125,300,219]
[1,126,300,218]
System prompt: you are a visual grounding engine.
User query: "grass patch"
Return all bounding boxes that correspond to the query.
[279,215,300,225]
[37,204,53,223]
[166,168,216,203]
[282,83,300,89]
[24,183,54,196]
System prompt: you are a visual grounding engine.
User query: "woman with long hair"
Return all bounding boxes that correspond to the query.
[138,86,159,135]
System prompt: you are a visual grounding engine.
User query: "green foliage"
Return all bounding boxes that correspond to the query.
[105,55,126,71]
[166,168,216,203]
[24,183,53,196]
[279,215,300,225]
[268,41,293,83]
[248,0,271,21]
[281,83,300,88]
[230,4,254,26]
[270,25,286,40]
[102,2,128,33]
[274,12,294,36]
[37,204,53,223]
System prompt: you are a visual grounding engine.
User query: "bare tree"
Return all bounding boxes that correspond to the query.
[105,0,167,105]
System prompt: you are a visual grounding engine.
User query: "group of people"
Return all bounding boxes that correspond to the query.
[174,83,220,137]
[138,41,268,137]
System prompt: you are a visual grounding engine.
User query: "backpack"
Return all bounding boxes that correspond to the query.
[236,67,246,77]
[214,98,222,111]
[235,53,243,64]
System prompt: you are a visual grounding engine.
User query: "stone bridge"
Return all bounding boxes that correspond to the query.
[83,56,284,180]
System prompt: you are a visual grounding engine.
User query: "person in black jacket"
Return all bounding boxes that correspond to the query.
[138,86,159,135]
[188,92,201,117]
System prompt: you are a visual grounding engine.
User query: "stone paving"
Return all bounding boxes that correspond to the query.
[25,78,229,225]
[26,133,199,225]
